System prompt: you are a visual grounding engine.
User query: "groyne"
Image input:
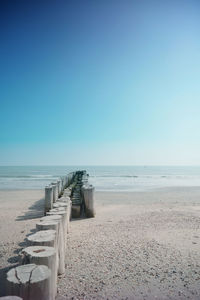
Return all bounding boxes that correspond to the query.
[2,170,95,300]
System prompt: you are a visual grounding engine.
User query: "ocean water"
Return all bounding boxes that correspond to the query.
[1,166,200,191]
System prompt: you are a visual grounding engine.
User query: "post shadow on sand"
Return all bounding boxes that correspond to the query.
[16,197,45,221]
[6,240,29,269]
[0,198,45,295]
[0,264,20,296]
[0,235,37,295]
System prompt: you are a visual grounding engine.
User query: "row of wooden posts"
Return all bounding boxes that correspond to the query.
[1,170,95,300]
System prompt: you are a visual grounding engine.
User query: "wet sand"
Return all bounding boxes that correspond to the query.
[1,188,200,299]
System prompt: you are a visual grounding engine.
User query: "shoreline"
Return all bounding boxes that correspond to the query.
[1,185,200,192]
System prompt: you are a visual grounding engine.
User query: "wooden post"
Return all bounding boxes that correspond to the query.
[6,264,51,300]
[36,221,59,274]
[71,205,81,218]
[63,176,68,188]
[46,210,67,241]
[61,177,65,190]
[40,215,65,274]
[53,202,71,233]
[57,196,70,202]
[63,189,71,197]
[57,180,62,197]
[53,202,67,209]
[46,210,67,245]
[51,184,57,203]
[67,199,72,224]
[60,177,64,192]
[27,230,56,248]
[44,185,53,214]
[60,180,63,195]
[36,220,59,232]
[82,185,95,217]
[50,202,70,235]
[55,197,72,226]
[22,246,56,299]
[40,215,62,223]
[66,175,70,187]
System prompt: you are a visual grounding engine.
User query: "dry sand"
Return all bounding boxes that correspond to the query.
[1,188,200,299]
[0,189,44,296]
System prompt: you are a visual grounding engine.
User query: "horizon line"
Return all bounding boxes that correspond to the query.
[1,165,200,167]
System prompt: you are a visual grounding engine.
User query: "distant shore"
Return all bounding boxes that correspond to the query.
[1,188,200,299]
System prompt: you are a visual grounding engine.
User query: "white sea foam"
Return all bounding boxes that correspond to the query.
[0,166,200,191]
[89,174,200,191]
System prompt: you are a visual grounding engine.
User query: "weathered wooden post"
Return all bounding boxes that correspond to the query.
[60,177,64,192]
[45,185,53,214]
[68,199,72,223]
[40,215,65,274]
[71,205,81,218]
[51,183,56,203]
[63,176,68,188]
[6,264,51,300]
[57,180,62,197]
[63,188,71,197]
[51,184,58,203]
[36,220,59,236]
[82,184,95,217]
[57,195,70,203]
[53,202,67,209]
[65,175,69,187]
[60,180,63,195]
[22,246,56,298]
[27,230,56,248]
[67,172,73,186]
[46,210,67,243]
[53,200,71,233]
[36,222,59,273]
[53,202,71,233]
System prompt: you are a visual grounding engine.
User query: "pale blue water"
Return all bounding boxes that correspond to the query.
[1,166,200,191]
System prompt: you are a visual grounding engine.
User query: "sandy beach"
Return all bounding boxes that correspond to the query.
[0,189,44,296]
[1,188,200,299]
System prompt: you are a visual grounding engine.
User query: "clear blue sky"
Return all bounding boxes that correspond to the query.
[1,0,200,165]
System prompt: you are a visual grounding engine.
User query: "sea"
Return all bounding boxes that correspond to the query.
[1,166,200,191]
